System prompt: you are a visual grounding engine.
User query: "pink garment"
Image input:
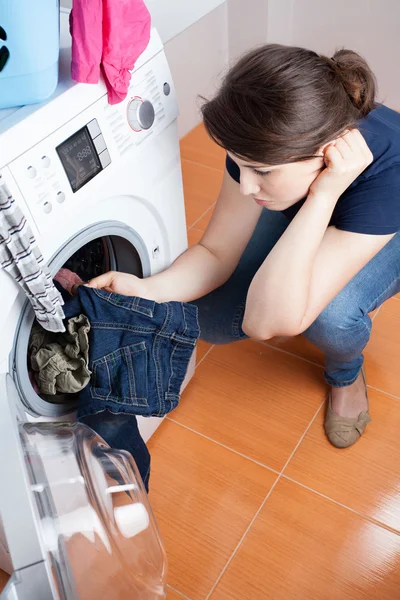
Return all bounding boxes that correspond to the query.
[70,0,151,105]
[54,268,83,295]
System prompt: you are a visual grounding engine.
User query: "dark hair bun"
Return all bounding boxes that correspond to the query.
[330,49,377,117]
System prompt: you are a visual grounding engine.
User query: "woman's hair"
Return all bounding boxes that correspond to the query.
[201,45,377,165]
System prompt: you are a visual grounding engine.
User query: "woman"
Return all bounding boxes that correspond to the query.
[89,45,400,448]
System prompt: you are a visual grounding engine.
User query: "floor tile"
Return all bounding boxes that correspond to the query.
[195,340,213,364]
[182,160,222,228]
[180,124,225,171]
[0,570,9,593]
[210,479,400,600]
[187,228,204,248]
[147,419,276,600]
[166,586,190,600]
[285,387,400,531]
[365,299,400,398]
[172,340,326,471]
[265,335,324,367]
[370,307,380,320]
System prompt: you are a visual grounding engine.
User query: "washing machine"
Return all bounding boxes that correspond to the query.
[0,8,193,592]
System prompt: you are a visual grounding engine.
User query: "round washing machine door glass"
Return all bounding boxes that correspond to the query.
[12,221,155,419]
[0,376,167,600]
[20,422,168,599]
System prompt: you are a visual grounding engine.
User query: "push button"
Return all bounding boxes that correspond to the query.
[87,119,101,139]
[94,135,107,154]
[99,149,111,168]
[27,166,37,179]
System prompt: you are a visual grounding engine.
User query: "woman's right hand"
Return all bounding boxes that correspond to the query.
[84,271,151,298]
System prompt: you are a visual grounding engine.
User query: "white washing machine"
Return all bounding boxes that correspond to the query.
[0,8,193,590]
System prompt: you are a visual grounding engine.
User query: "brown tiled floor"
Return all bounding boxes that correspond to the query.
[170,341,326,471]
[365,299,400,398]
[181,160,221,229]
[210,480,400,600]
[0,570,8,592]
[147,124,400,599]
[1,125,400,598]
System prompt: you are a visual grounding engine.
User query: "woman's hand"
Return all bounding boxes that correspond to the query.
[309,129,373,202]
[83,271,153,298]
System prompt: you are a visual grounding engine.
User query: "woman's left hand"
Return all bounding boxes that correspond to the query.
[309,129,373,202]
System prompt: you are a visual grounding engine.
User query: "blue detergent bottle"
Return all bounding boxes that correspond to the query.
[0,0,60,109]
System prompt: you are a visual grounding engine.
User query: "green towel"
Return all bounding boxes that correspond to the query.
[30,314,91,396]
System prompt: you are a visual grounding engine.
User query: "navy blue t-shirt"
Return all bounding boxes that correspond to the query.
[225,104,400,234]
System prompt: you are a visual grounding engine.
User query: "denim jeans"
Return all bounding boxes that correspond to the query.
[193,209,400,387]
[62,288,198,492]
[63,287,199,419]
[81,411,151,492]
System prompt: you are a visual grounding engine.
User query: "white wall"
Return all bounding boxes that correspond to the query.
[266,0,293,45]
[164,3,229,138]
[167,0,275,136]
[227,0,269,62]
[144,0,225,43]
[169,0,274,137]
[267,0,400,109]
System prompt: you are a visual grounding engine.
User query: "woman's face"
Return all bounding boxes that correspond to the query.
[228,152,326,211]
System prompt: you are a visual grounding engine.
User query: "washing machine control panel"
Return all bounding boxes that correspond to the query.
[6,46,178,233]
[7,119,111,222]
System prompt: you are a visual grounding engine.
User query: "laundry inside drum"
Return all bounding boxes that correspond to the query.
[26,235,143,405]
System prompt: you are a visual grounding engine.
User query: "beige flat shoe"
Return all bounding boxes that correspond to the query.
[324,368,371,448]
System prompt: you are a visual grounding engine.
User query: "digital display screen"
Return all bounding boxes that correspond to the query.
[56,127,102,193]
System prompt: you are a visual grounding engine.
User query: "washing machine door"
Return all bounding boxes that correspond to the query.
[0,374,167,600]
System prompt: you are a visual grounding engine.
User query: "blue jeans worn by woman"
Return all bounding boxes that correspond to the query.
[193,209,400,387]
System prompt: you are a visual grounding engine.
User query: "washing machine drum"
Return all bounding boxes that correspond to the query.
[0,376,167,600]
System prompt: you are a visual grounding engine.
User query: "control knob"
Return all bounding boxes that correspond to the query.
[127,97,155,131]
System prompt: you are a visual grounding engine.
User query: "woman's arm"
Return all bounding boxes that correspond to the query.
[243,130,394,339]
[88,170,262,302]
